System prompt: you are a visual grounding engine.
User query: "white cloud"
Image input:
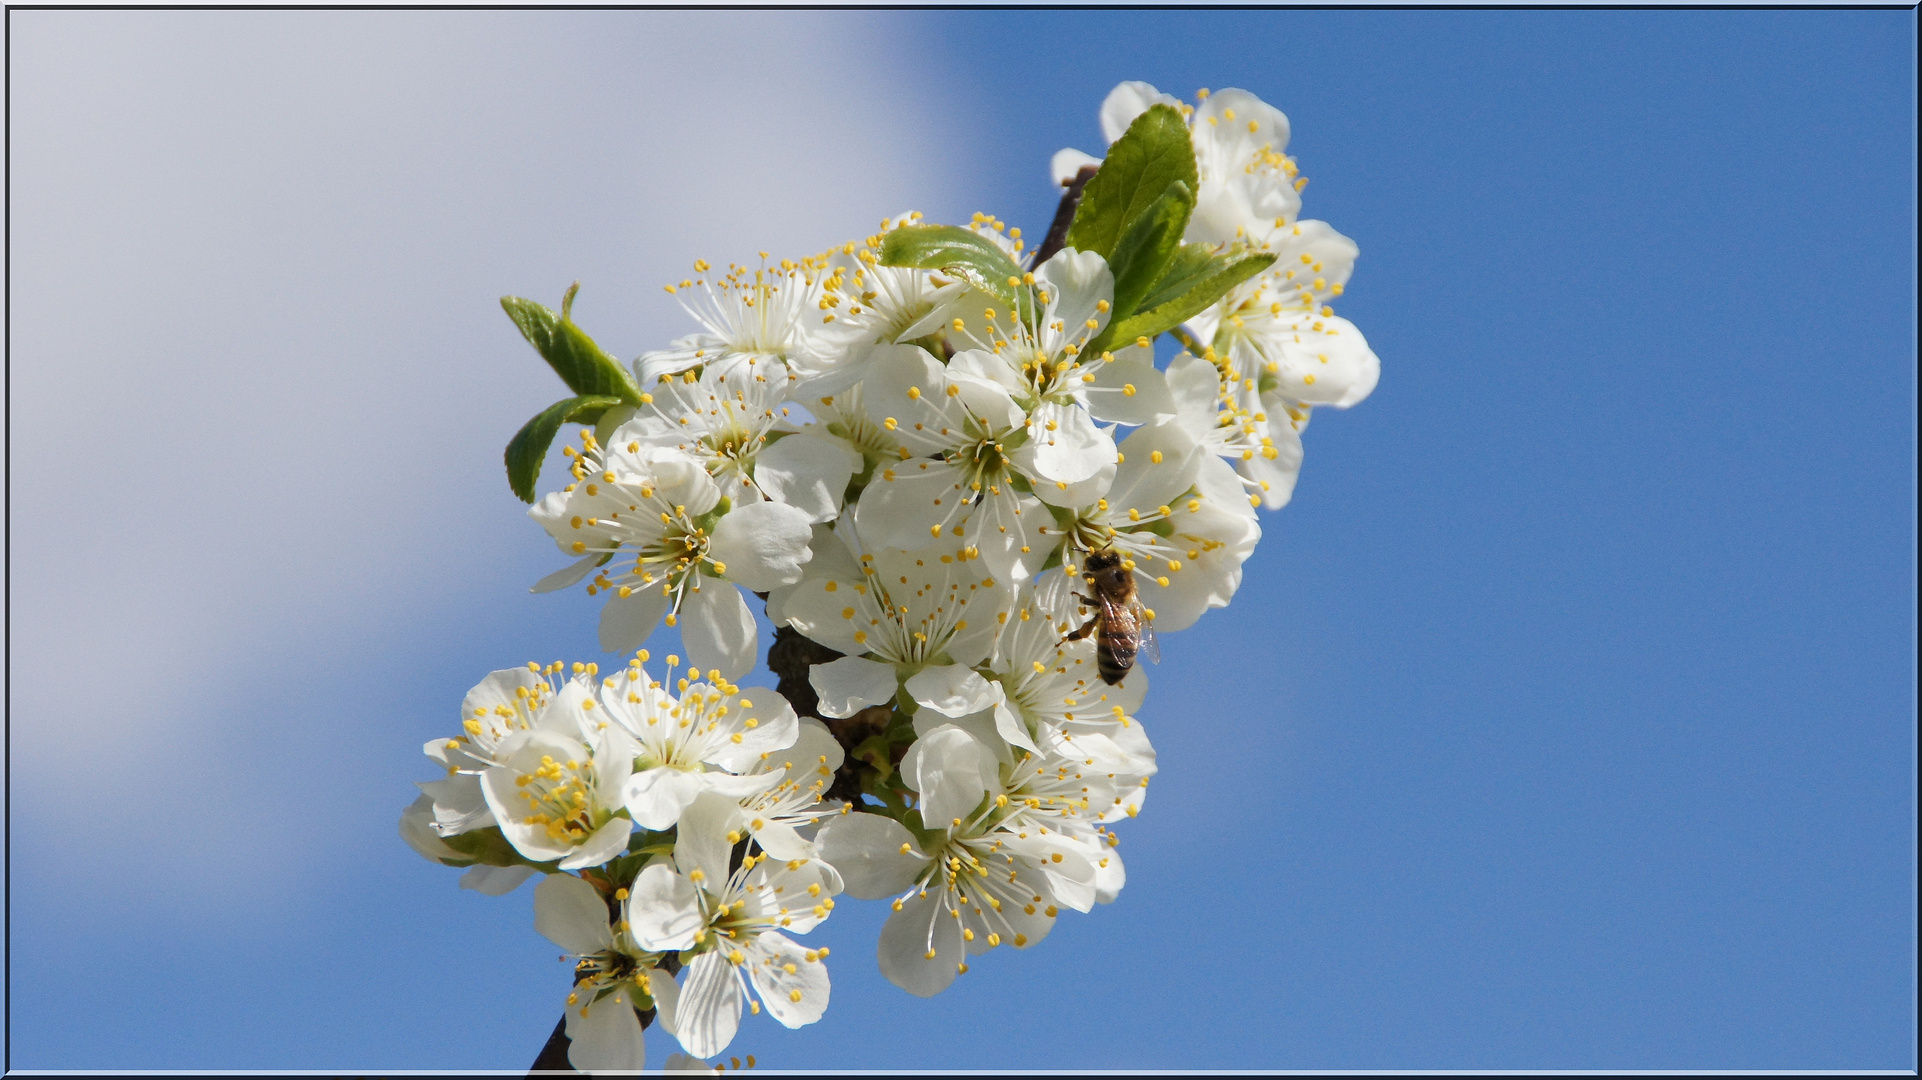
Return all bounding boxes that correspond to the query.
[6,10,965,900]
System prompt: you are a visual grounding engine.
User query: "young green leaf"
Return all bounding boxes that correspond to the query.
[878,224,1033,320]
[1106,180,1193,324]
[1065,104,1198,259]
[1132,242,1223,315]
[504,394,625,503]
[499,285,646,405]
[1089,249,1277,355]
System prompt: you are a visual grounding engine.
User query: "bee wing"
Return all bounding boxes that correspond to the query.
[1138,607,1161,664]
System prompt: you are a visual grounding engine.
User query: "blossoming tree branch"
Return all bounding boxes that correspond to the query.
[400,82,1380,1073]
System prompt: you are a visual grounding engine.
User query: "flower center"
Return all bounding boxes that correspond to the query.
[514,754,601,843]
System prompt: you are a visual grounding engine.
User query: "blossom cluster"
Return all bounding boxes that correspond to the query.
[402,81,1378,1072]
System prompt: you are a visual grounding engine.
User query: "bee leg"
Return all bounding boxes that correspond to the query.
[1061,615,1100,644]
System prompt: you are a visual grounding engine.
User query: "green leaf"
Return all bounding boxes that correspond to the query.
[1105,180,1193,325]
[878,225,1032,320]
[1132,243,1221,316]
[1066,104,1198,259]
[441,826,561,871]
[500,284,646,405]
[504,394,625,503]
[1090,249,1277,355]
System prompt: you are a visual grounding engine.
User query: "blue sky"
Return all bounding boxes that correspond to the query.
[7,9,1914,1071]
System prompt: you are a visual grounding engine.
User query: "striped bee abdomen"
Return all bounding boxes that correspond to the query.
[1096,632,1138,685]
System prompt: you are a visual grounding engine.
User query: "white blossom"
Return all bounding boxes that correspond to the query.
[630,793,839,1058]
[731,717,847,859]
[530,439,813,676]
[477,681,636,871]
[799,216,991,370]
[597,657,798,832]
[534,873,675,1073]
[417,664,556,838]
[410,74,1379,1061]
[814,730,1112,998]
[638,257,828,384]
[782,524,1013,715]
[851,342,1051,580]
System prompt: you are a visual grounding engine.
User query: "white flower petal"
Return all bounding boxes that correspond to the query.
[1194,451,1259,524]
[623,766,707,831]
[862,343,993,455]
[693,770,784,800]
[1109,419,1201,512]
[673,951,743,1059]
[907,725,996,831]
[458,864,536,896]
[399,793,462,862]
[535,873,615,956]
[649,966,682,1037]
[627,863,704,952]
[1267,219,1357,299]
[945,347,1025,393]
[1100,80,1181,144]
[744,932,830,1029]
[673,791,741,889]
[1030,457,1116,511]
[877,889,964,998]
[788,716,846,774]
[417,774,491,837]
[1237,413,1304,510]
[1033,247,1113,348]
[754,856,841,934]
[705,693,799,774]
[532,552,604,594]
[1198,87,1291,152]
[565,984,647,1074]
[815,812,925,900]
[481,743,590,864]
[599,586,672,655]
[1135,499,1257,632]
[854,459,969,552]
[1265,313,1380,409]
[909,705,1011,766]
[1020,401,1115,486]
[1091,843,1126,904]
[903,664,997,718]
[1051,146,1101,186]
[807,656,897,719]
[779,580,865,656]
[754,433,862,525]
[558,817,633,871]
[991,699,1040,755]
[679,585,757,680]
[708,499,814,591]
[1166,351,1224,430]
[1080,346,1176,425]
[746,817,814,861]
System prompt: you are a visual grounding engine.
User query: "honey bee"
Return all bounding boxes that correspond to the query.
[1064,548,1158,685]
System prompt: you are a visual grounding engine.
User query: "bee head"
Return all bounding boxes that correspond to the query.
[1084,549,1122,573]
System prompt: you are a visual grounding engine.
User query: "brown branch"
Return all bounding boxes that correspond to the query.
[1031,165,1099,268]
